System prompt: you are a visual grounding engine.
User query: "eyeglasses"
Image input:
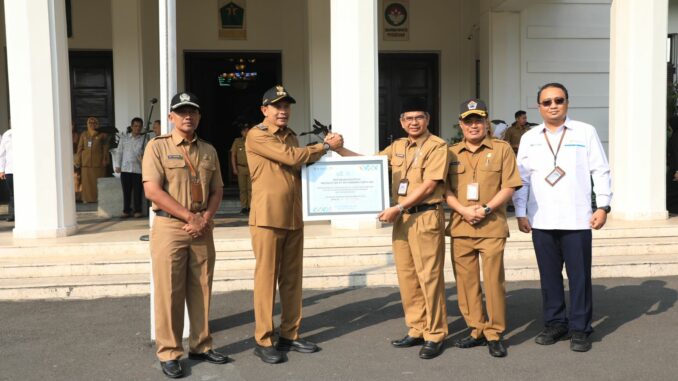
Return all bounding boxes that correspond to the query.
[401,115,427,123]
[539,97,567,107]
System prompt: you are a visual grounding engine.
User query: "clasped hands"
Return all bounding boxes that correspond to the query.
[182,212,213,238]
[323,133,344,150]
[460,205,487,226]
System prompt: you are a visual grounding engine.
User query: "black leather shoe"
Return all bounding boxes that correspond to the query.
[418,341,443,359]
[535,325,570,345]
[277,337,318,353]
[188,349,230,364]
[391,335,425,348]
[160,360,183,379]
[570,332,592,352]
[254,345,284,364]
[453,335,487,348]
[488,340,507,357]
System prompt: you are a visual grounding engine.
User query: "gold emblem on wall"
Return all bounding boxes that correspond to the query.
[218,0,247,40]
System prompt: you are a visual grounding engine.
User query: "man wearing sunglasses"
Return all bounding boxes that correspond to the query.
[512,82,612,352]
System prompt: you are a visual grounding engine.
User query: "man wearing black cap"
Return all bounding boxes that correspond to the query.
[245,85,343,364]
[142,91,229,378]
[333,98,450,359]
[444,99,521,358]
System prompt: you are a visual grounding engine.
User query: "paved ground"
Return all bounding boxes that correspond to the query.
[1,277,677,381]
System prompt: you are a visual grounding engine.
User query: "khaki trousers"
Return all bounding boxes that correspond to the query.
[250,226,304,346]
[451,237,506,341]
[151,216,216,361]
[392,209,448,342]
[80,166,105,202]
[236,166,251,208]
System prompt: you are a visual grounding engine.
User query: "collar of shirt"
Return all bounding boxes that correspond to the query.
[170,130,198,146]
[407,131,431,147]
[457,134,494,153]
[538,117,576,134]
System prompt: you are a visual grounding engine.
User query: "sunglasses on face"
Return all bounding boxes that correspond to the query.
[539,97,567,107]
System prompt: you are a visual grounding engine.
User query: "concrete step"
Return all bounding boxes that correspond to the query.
[3,252,678,300]
[3,236,678,279]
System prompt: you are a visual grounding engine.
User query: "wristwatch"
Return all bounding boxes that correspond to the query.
[597,205,611,213]
[482,204,492,216]
[322,142,331,152]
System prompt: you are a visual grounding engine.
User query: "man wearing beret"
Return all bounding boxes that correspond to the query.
[143,92,229,378]
[246,85,343,364]
[333,98,450,359]
[445,99,522,358]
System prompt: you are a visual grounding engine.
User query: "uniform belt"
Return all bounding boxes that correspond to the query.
[404,203,440,214]
[154,210,205,219]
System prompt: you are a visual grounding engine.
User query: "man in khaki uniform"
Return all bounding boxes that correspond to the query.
[445,99,522,358]
[333,99,450,359]
[142,92,229,378]
[230,123,251,214]
[502,110,530,154]
[246,85,342,364]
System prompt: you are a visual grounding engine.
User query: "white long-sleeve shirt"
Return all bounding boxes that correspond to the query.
[114,133,145,174]
[512,118,612,230]
[0,129,13,174]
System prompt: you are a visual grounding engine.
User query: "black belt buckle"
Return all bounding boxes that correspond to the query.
[405,203,439,214]
[154,210,173,218]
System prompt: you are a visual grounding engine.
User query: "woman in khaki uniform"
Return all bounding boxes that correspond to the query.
[74,117,109,203]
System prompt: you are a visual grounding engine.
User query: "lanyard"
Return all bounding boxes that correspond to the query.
[179,143,200,181]
[402,136,430,178]
[543,128,567,167]
[464,149,482,182]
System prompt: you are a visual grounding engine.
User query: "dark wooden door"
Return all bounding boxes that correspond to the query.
[378,53,439,150]
[69,51,115,133]
[184,52,282,188]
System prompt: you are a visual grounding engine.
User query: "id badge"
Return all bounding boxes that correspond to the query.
[545,166,566,186]
[191,179,204,203]
[397,179,409,196]
[87,140,93,148]
[467,183,479,201]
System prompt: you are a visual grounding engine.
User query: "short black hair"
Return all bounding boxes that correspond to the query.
[514,110,526,119]
[537,82,569,103]
[153,119,161,124]
[131,117,143,126]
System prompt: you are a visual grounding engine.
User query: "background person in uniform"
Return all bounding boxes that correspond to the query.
[142,92,229,378]
[74,116,110,203]
[501,110,530,154]
[513,82,612,353]
[444,99,522,358]
[230,122,251,214]
[332,98,450,359]
[0,126,14,222]
[115,117,145,218]
[246,85,342,364]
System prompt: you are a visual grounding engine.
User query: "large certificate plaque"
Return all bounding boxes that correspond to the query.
[302,156,389,221]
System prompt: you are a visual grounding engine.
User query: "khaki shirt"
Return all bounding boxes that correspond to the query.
[380,133,449,205]
[502,123,529,153]
[75,131,109,168]
[230,137,248,167]
[246,121,325,230]
[142,130,223,212]
[447,136,522,238]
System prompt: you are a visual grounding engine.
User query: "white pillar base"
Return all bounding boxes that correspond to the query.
[12,224,79,240]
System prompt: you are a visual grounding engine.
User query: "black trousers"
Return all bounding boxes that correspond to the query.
[532,228,593,333]
[120,172,143,213]
[4,173,13,218]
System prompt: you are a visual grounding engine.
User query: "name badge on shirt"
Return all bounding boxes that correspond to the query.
[467,183,479,201]
[397,179,409,196]
[167,154,182,160]
[545,166,566,186]
[87,140,93,149]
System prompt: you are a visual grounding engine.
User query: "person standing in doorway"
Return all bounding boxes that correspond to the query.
[115,117,145,217]
[0,125,14,222]
[231,122,251,214]
[75,117,110,203]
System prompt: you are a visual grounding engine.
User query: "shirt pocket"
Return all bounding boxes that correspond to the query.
[163,159,186,182]
[199,158,217,184]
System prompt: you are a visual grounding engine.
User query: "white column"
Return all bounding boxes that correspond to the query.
[4,0,77,238]
[307,0,331,126]
[112,0,144,128]
[151,0,187,342]
[330,0,379,229]
[0,4,9,132]
[489,11,521,122]
[609,0,668,220]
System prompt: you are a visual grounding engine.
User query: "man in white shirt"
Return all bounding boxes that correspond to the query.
[0,126,14,222]
[115,117,145,217]
[512,83,612,352]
